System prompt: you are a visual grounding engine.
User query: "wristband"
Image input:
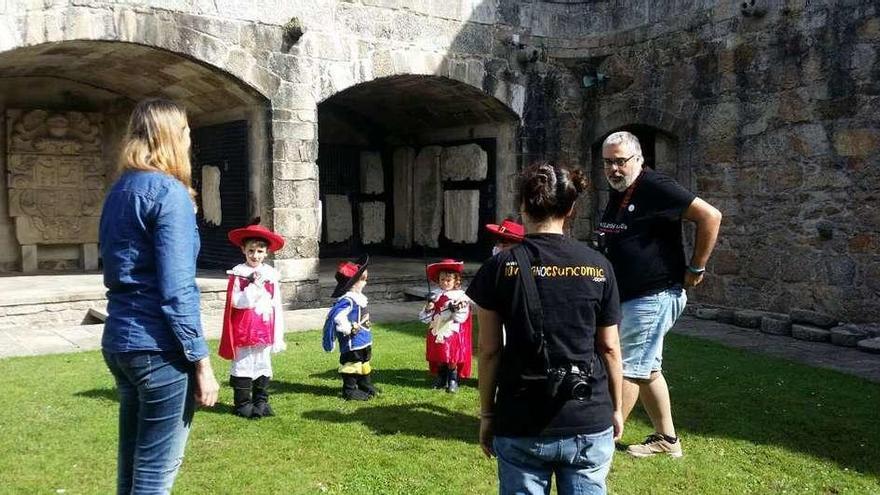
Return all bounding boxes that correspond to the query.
[687,265,706,275]
[480,411,495,419]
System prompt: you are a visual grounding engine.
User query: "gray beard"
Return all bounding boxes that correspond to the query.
[607,177,630,192]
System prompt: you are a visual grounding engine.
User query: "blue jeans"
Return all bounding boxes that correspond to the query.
[103,350,195,495]
[493,428,614,495]
[619,287,687,379]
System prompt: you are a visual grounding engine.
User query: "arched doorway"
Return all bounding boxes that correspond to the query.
[316,75,520,261]
[0,41,270,272]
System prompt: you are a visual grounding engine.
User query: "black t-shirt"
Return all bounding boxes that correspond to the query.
[598,169,696,302]
[466,233,620,437]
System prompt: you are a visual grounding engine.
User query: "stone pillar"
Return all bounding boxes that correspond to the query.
[392,147,415,249]
[444,190,480,243]
[360,151,384,194]
[359,202,385,244]
[82,243,99,271]
[21,244,37,273]
[412,146,442,248]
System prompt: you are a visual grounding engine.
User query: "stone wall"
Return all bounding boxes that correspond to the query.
[1,0,876,322]
[534,1,880,322]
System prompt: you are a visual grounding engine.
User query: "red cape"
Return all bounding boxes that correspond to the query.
[218,276,236,360]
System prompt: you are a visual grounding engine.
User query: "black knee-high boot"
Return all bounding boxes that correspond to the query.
[230,376,254,418]
[356,372,379,397]
[252,375,274,417]
[342,373,370,401]
[432,365,448,389]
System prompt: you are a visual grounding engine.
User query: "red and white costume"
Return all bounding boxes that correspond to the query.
[219,262,286,378]
[420,288,473,378]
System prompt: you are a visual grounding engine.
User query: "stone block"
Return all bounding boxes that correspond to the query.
[273,207,320,239]
[359,202,386,245]
[274,161,317,181]
[733,310,763,329]
[856,337,880,354]
[274,257,320,282]
[21,244,37,273]
[830,324,870,347]
[791,324,831,342]
[833,128,880,157]
[716,308,735,324]
[694,308,719,320]
[360,151,384,194]
[323,195,352,243]
[443,190,480,243]
[440,144,487,180]
[790,308,838,329]
[274,179,318,209]
[760,316,792,336]
[412,146,442,248]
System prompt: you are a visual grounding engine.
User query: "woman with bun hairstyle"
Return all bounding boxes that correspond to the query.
[466,162,624,494]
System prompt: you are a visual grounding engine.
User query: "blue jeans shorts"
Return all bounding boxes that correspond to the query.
[619,287,687,380]
[493,427,614,495]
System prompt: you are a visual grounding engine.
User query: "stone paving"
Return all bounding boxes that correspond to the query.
[2,306,879,385]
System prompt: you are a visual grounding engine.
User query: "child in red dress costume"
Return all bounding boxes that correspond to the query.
[219,224,286,418]
[419,259,472,393]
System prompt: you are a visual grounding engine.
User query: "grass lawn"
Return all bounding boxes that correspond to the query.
[1,321,879,494]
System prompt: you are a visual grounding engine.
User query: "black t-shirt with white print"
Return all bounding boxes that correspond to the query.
[466,233,620,437]
[597,168,696,302]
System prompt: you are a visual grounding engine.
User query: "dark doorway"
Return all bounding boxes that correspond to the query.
[191,120,250,269]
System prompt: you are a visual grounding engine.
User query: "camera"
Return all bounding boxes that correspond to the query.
[544,365,592,401]
[591,231,607,253]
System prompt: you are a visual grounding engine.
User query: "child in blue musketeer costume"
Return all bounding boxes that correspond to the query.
[322,255,378,401]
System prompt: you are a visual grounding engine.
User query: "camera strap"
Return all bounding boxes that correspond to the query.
[511,243,551,367]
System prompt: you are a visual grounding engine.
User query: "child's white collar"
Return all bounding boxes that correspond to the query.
[230,263,276,278]
[343,290,368,307]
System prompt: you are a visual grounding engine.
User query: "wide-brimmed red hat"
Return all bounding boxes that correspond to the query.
[426,259,464,284]
[228,224,285,252]
[485,219,524,243]
[332,254,370,298]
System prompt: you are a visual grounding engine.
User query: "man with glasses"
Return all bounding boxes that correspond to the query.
[596,131,722,458]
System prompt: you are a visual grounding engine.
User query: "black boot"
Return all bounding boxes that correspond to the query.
[356,373,380,397]
[342,373,371,401]
[252,375,274,417]
[230,376,254,418]
[432,366,448,390]
[446,368,459,393]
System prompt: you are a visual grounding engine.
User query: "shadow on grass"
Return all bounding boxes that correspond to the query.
[75,388,117,401]
[661,334,880,477]
[302,401,478,443]
[308,368,477,390]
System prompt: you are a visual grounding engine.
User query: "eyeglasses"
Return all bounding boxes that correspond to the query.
[602,155,636,169]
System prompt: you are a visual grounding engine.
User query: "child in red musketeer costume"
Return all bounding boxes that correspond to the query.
[419,259,473,393]
[219,224,287,418]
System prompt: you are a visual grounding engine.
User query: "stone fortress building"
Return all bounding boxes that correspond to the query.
[0,0,877,323]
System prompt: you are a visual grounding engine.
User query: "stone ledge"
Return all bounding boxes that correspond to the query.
[791,324,831,343]
[790,309,838,329]
[856,337,880,354]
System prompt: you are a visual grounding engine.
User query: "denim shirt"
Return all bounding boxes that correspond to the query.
[99,171,208,362]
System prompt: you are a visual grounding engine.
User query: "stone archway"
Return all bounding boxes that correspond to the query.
[0,40,270,272]
[315,75,520,261]
[586,107,692,232]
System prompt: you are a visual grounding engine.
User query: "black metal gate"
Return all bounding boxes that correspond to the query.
[191,120,249,269]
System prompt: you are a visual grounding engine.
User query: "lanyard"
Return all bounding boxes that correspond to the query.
[614,173,642,223]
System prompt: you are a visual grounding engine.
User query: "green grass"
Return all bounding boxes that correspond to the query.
[1,322,879,494]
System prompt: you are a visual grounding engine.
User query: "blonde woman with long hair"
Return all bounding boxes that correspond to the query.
[99,98,219,494]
